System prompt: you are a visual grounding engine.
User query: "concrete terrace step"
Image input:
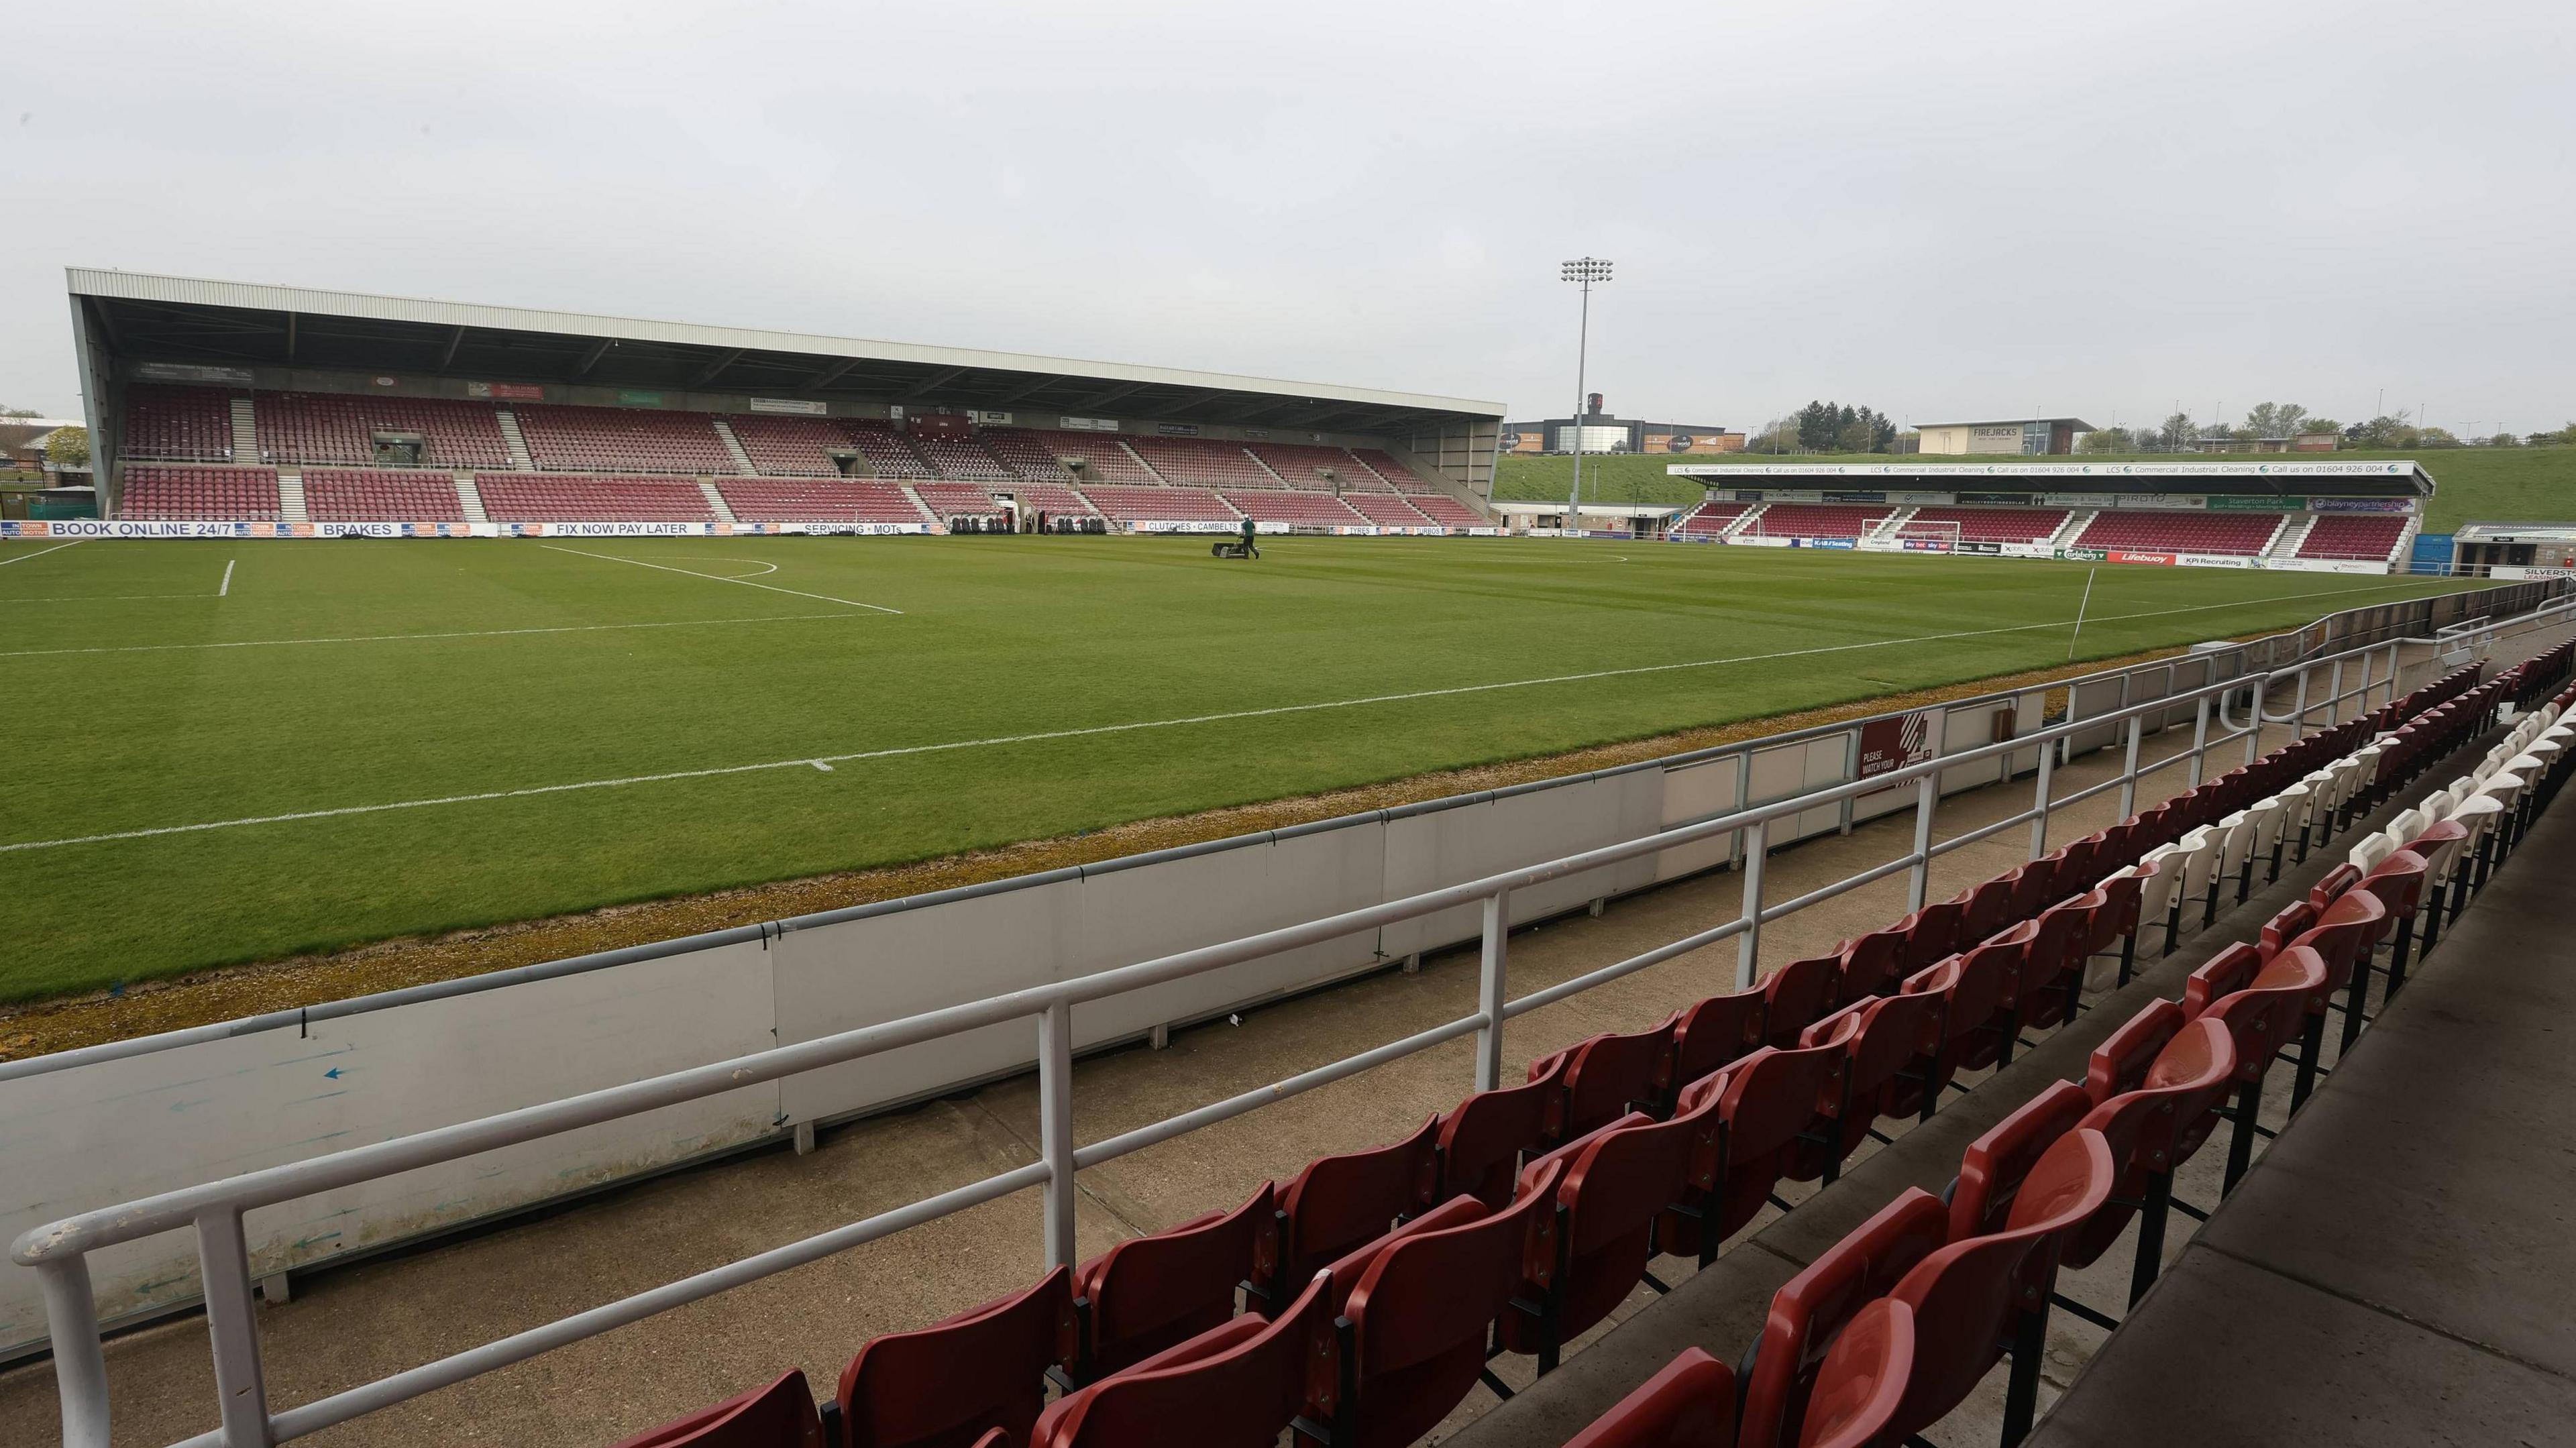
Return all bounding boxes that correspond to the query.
[229,396,259,465]
[455,474,488,524]
[494,410,537,471]
[710,419,759,478]
[274,470,307,524]
[698,482,738,524]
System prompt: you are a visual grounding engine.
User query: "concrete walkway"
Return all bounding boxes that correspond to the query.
[2028,777,2576,1446]
[0,713,2318,1448]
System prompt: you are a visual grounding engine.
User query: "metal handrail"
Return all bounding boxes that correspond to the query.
[14,624,2459,1448]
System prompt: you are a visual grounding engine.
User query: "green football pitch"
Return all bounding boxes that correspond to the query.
[0,534,2458,1001]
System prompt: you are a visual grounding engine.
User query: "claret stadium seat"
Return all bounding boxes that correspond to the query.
[1735,1190,1946,1448]
[1074,1182,1276,1380]
[1664,990,1770,1111]
[1263,1116,1441,1310]
[2070,1014,2236,1304]
[1564,1346,1739,1448]
[1532,1020,1678,1144]
[1761,955,1841,1048]
[1943,1081,2090,1243]
[1791,1298,1913,1448]
[610,1370,826,1448]
[838,1266,1079,1448]
[1798,991,1944,1164]
[1031,1271,1336,1448]
[1831,927,1909,1005]
[1431,1053,1567,1210]
[1503,1102,1710,1371]
[1664,1039,1849,1259]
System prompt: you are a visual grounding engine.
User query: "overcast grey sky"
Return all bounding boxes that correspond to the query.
[6,1,2569,436]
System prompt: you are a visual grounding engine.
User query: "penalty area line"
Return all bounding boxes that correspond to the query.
[0,576,2443,855]
[541,545,902,614]
[0,611,865,660]
[0,541,82,566]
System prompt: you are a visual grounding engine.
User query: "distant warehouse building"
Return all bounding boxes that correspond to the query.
[1915,416,2096,455]
[1503,395,1743,455]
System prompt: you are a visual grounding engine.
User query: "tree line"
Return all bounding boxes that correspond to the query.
[2083,402,2575,453]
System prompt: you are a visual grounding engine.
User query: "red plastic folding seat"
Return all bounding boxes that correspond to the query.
[2015,891,2102,1034]
[1664,1038,1849,1258]
[1951,922,2035,1071]
[2282,890,2390,1102]
[2257,899,2317,960]
[1735,1190,1945,1448]
[839,1266,1079,1447]
[1313,1161,1564,1447]
[1075,1182,1275,1379]
[2402,818,2471,948]
[612,1370,826,1448]
[1431,1054,1566,1210]
[2353,849,2432,1001]
[1996,860,2054,926]
[1761,954,1841,1048]
[2196,947,2328,1194]
[1532,1020,1678,1143]
[1896,950,2001,1110]
[1878,1130,2116,1444]
[2307,862,2363,909]
[1665,989,1770,1104]
[1945,1080,2090,1242]
[1792,1298,1913,1448]
[1503,1101,1713,1370]
[1797,993,1943,1166]
[1949,877,2019,957]
[1891,898,1966,976]
[1831,928,1908,1007]
[2068,1015,2235,1304]
[1564,1345,1739,1448]
[2180,942,2263,1019]
[1263,1116,1441,1308]
[2086,869,2145,987]
[1032,1272,1336,1448]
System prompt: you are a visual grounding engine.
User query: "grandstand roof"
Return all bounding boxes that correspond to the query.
[65,269,1504,436]
[1667,460,2434,498]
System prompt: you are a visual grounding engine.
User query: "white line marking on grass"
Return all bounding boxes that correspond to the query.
[219,559,235,597]
[0,612,862,660]
[542,545,900,614]
[0,594,225,604]
[0,541,81,566]
[0,576,2438,855]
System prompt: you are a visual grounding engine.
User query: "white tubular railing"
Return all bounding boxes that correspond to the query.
[11,626,2460,1448]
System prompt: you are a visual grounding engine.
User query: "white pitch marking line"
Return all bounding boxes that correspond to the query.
[219,559,235,597]
[0,612,863,661]
[0,594,225,605]
[0,577,2439,856]
[0,541,82,567]
[542,545,900,614]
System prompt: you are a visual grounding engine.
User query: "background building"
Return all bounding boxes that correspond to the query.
[1503,394,1743,455]
[1914,416,2096,455]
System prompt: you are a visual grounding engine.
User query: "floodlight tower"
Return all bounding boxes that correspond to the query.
[1560,257,1612,533]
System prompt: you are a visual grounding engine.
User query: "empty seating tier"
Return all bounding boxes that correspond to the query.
[713,480,926,524]
[910,481,1008,516]
[1349,448,1434,492]
[1674,500,1752,537]
[1128,437,1277,490]
[119,386,237,461]
[511,404,733,475]
[1898,506,2070,544]
[909,436,1018,482]
[977,429,1075,482]
[1407,494,1487,528]
[1220,490,1369,525]
[302,469,466,522]
[117,466,280,520]
[476,475,717,521]
[257,393,513,469]
[1344,493,1439,528]
[1740,503,1893,539]
[2075,509,2281,556]
[839,424,937,480]
[724,414,861,478]
[1245,442,1363,491]
[1077,486,1238,522]
[2296,514,2409,563]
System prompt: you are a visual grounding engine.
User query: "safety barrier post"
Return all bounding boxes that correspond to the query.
[2190,695,2211,787]
[1907,774,1937,913]
[2117,714,2144,820]
[1473,891,1510,1091]
[2290,667,2310,740]
[1038,1003,1077,1270]
[2028,738,2055,860]
[1735,820,1768,990]
[199,1206,274,1447]
[37,1258,110,1448]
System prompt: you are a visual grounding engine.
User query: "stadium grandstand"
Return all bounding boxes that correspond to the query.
[45,270,1505,540]
[1666,461,2430,573]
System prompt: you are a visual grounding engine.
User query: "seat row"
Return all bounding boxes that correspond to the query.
[604,650,2544,1448]
[1566,643,2576,1448]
